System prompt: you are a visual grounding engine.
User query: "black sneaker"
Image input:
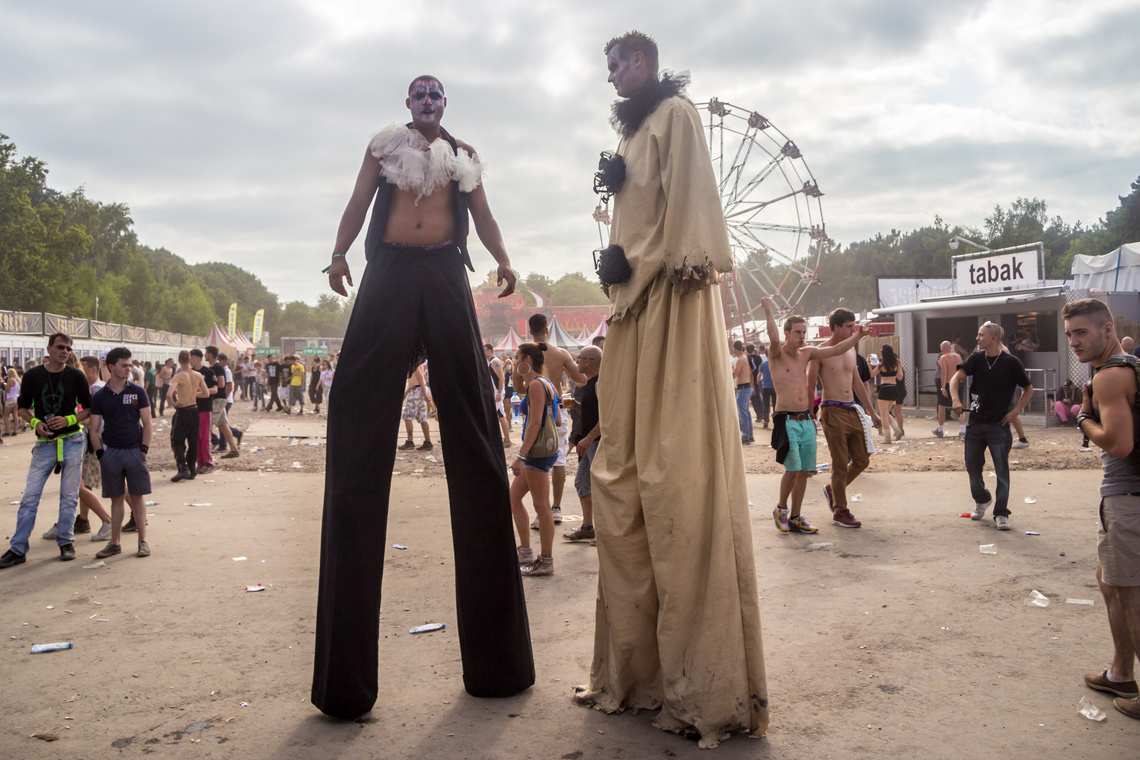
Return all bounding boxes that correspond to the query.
[171,468,191,482]
[73,516,91,534]
[235,430,243,446]
[398,440,416,450]
[417,441,434,452]
[60,543,76,561]
[0,549,26,569]
[123,516,138,533]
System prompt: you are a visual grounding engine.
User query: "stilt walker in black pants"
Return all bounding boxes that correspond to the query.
[312,74,534,720]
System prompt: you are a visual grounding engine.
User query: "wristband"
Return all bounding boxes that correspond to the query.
[515,453,527,462]
[30,417,41,432]
[1076,412,1095,429]
[66,414,77,426]
[139,444,149,454]
[321,253,347,274]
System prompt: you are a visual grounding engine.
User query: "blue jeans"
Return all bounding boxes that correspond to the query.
[10,432,86,555]
[736,386,754,441]
[964,421,1013,517]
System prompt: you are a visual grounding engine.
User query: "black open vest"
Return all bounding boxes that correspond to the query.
[363,125,475,272]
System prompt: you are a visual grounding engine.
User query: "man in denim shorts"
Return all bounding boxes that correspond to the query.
[89,347,153,559]
[564,346,602,543]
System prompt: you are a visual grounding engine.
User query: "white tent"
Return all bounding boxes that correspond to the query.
[547,315,585,350]
[205,323,255,355]
[585,319,609,342]
[1071,243,1140,292]
[493,327,525,353]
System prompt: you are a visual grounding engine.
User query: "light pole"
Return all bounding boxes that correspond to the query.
[949,235,991,252]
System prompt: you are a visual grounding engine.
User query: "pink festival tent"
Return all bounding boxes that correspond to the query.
[205,323,256,355]
[493,327,525,353]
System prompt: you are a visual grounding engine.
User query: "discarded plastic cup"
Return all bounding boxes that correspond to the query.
[1024,590,1050,607]
[851,494,863,502]
[410,623,446,634]
[979,544,997,555]
[1025,531,1040,536]
[30,642,73,654]
[1078,696,1107,721]
[1024,497,1038,504]
[392,544,407,550]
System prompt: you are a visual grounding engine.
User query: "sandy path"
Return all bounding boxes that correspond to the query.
[0,407,1135,758]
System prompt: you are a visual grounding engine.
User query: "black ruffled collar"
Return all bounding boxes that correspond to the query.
[610,71,690,139]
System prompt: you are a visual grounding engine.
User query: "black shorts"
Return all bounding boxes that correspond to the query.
[877,384,899,402]
[99,447,152,498]
[938,383,955,408]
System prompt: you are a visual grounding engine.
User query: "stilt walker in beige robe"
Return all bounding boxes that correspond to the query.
[575,31,769,748]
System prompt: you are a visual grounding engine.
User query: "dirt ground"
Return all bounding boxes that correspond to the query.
[1,404,1136,759]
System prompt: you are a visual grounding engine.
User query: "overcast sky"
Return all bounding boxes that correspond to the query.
[3,0,1138,305]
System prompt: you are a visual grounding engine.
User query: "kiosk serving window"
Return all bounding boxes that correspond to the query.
[1001,311,1057,354]
[926,316,980,354]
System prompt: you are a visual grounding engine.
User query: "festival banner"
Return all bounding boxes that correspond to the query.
[252,308,265,343]
[227,303,237,340]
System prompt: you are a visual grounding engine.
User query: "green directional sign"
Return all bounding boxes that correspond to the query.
[254,347,282,354]
[302,347,329,355]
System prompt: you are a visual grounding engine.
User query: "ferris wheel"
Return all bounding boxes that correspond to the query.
[698,98,827,327]
[593,97,826,328]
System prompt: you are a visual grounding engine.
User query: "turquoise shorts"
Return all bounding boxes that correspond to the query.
[783,418,817,472]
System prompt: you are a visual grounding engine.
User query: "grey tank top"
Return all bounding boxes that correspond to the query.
[1101,447,1140,497]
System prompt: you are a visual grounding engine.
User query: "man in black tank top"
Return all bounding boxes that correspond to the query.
[485,343,511,446]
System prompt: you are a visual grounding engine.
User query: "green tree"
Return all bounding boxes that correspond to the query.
[549,272,608,306]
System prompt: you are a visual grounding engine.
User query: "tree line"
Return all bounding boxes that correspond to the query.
[743,178,1140,317]
[0,134,350,339]
[3,133,1137,335]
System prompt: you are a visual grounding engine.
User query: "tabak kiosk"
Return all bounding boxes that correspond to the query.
[873,241,1140,427]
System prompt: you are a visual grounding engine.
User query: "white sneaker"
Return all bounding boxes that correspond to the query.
[1011,439,1030,449]
[552,507,562,525]
[972,497,992,521]
[42,523,58,540]
[92,522,113,542]
[995,515,1011,530]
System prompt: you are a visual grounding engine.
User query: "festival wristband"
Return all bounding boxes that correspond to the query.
[515,453,527,462]
[321,253,347,274]
[139,444,149,454]
[66,415,77,426]
[30,417,41,432]
[1076,412,1095,429]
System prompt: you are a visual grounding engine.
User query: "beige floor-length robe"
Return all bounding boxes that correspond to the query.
[576,93,769,748]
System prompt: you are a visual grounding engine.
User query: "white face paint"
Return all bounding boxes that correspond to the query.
[607,46,648,98]
[406,79,446,129]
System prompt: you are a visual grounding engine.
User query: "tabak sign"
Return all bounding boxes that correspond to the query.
[954,250,1040,295]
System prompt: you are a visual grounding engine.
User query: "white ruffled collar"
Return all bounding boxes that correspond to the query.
[368,123,482,201]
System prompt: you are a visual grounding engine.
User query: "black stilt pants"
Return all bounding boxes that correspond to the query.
[170,406,199,474]
[311,244,535,719]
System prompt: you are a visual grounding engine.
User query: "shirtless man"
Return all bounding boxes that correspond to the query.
[522,313,586,524]
[484,343,512,446]
[732,340,754,444]
[808,308,880,529]
[763,297,868,533]
[934,341,965,438]
[167,350,208,482]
